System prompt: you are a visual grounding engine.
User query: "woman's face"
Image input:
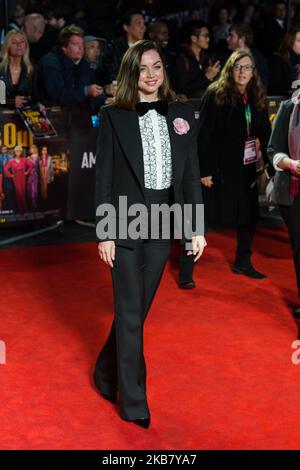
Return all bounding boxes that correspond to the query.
[232,56,254,91]
[8,33,27,57]
[138,49,164,100]
[293,32,300,55]
[14,149,22,158]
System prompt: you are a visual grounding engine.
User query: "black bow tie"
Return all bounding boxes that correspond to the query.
[136,100,169,117]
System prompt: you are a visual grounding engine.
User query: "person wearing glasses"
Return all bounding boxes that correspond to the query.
[171,20,221,100]
[195,50,271,279]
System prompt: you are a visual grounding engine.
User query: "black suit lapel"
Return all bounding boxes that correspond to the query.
[109,108,145,191]
[109,104,190,193]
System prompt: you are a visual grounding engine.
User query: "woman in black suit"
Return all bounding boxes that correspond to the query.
[268,93,300,316]
[93,40,206,428]
[197,49,271,278]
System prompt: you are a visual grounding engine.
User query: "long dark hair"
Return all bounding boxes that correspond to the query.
[114,40,175,110]
[208,49,266,111]
[277,27,300,64]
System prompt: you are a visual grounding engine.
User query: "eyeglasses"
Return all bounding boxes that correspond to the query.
[233,64,255,72]
[196,33,210,38]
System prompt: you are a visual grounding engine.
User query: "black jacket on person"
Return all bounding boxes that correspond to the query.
[38,48,105,108]
[261,18,286,57]
[268,54,291,96]
[197,89,271,226]
[267,99,294,206]
[101,37,129,84]
[268,51,300,97]
[0,63,39,107]
[171,46,212,98]
[95,101,203,248]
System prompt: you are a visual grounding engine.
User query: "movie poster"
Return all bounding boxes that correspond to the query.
[17,106,58,139]
[0,108,69,226]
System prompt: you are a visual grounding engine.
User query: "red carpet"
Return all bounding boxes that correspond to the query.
[1,226,300,450]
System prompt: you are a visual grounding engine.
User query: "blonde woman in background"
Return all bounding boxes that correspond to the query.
[0,30,39,108]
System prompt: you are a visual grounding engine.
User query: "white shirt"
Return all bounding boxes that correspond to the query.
[138,96,172,189]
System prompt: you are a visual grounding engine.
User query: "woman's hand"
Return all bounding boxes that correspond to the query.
[15,96,28,108]
[187,235,207,262]
[105,82,117,97]
[87,84,104,97]
[289,159,300,176]
[38,102,46,113]
[201,176,213,188]
[278,157,300,175]
[98,241,115,268]
[205,61,221,81]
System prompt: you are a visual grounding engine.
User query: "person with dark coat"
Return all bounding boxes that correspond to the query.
[102,9,146,85]
[93,40,206,428]
[261,0,287,57]
[38,24,105,108]
[267,91,300,316]
[147,20,176,72]
[171,20,221,99]
[197,50,271,279]
[268,27,300,97]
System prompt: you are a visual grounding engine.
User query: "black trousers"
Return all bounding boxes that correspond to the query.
[235,223,257,267]
[279,194,300,297]
[178,222,257,282]
[179,248,195,283]
[94,188,172,420]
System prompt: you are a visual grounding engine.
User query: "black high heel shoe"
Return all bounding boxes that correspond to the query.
[122,414,151,428]
[131,417,151,429]
[93,375,117,404]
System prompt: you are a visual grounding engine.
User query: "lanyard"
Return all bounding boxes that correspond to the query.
[243,93,251,137]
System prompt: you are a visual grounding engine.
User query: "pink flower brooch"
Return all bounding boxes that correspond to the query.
[173,118,190,135]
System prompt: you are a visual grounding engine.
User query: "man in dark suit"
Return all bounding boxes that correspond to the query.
[261,1,287,57]
[38,24,106,109]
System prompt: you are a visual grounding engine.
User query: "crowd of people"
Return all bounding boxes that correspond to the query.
[0,1,299,114]
[1,0,300,430]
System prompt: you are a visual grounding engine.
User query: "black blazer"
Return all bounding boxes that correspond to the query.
[267,98,294,206]
[198,89,271,225]
[95,101,203,248]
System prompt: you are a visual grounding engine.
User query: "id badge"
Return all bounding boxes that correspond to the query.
[243,137,258,165]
